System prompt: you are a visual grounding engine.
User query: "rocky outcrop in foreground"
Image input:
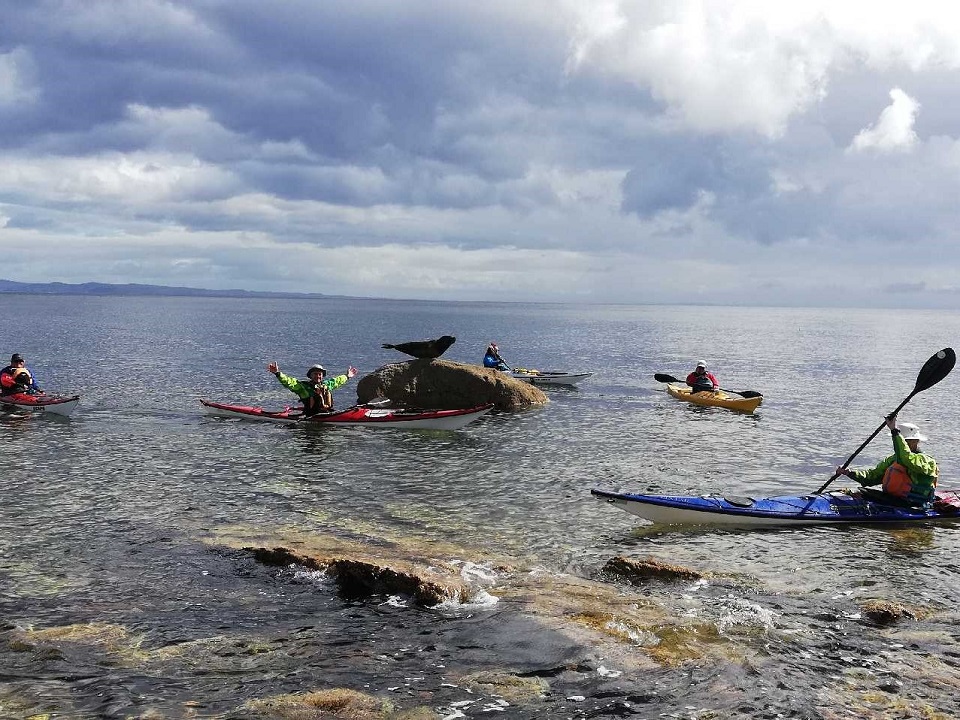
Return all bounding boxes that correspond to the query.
[356,359,547,411]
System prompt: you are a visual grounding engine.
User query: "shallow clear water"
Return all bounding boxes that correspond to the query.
[3,295,960,717]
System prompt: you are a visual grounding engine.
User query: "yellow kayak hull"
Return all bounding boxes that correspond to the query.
[666,384,762,413]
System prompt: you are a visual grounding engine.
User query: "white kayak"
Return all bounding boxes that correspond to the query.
[510,368,593,386]
[0,393,81,417]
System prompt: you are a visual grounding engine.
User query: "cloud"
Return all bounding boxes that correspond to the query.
[848,88,920,153]
[563,1,960,137]
[3,1,960,306]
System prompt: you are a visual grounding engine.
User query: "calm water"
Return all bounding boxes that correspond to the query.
[3,295,960,718]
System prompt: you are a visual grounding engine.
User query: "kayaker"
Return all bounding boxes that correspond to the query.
[483,343,509,371]
[267,361,358,416]
[835,414,938,506]
[686,361,718,393]
[0,353,43,396]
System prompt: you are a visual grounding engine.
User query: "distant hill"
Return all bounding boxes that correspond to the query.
[0,279,328,299]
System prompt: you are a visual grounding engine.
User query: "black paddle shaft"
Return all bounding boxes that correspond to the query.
[653,373,762,399]
[816,347,956,494]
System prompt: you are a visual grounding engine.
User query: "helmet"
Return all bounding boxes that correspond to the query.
[307,364,326,377]
[10,353,24,364]
[899,422,927,442]
[696,360,707,369]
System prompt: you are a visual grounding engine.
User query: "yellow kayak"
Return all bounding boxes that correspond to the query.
[666,384,762,413]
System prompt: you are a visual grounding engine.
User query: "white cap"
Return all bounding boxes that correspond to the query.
[696,360,706,368]
[899,422,927,442]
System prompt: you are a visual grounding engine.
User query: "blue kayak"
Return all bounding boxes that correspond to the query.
[591,487,960,527]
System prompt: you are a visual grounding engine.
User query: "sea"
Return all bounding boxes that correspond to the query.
[2,294,960,719]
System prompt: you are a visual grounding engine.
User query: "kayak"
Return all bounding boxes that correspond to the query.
[665,384,762,413]
[200,399,494,430]
[510,368,593,386]
[0,393,81,417]
[591,487,960,527]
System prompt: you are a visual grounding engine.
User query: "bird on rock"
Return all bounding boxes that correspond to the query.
[381,335,456,359]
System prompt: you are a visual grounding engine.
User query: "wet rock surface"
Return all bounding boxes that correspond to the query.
[601,555,706,584]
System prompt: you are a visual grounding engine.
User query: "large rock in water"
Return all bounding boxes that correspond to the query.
[356,359,547,411]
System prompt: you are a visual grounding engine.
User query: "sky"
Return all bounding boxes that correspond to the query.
[3,1,960,306]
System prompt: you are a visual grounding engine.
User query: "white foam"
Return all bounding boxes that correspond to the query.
[380,595,408,608]
[715,597,778,633]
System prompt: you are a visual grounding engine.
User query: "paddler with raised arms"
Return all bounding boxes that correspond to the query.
[267,361,357,416]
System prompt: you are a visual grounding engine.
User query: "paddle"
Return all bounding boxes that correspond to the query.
[816,347,956,494]
[653,373,763,399]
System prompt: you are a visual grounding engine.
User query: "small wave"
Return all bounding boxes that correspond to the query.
[432,587,500,615]
[380,595,408,608]
[714,596,779,633]
[289,565,332,587]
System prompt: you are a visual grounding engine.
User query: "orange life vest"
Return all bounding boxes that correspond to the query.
[881,463,915,499]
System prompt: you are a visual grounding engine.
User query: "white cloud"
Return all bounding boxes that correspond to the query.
[0,152,238,204]
[563,1,960,137]
[848,88,920,153]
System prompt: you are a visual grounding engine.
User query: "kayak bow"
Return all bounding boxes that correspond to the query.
[0,393,81,417]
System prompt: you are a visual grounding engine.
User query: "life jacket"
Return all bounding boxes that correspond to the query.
[881,462,936,501]
[483,352,502,369]
[302,382,333,416]
[689,374,715,392]
[0,366,31,395]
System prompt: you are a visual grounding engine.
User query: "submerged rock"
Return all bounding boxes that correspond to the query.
[459,670,548,702]
[355,359,547,411]
[215,528,726,671]
[601,556,705,584]
[244,687,399,719]
[248,546,469,606]
[860,600,920,625]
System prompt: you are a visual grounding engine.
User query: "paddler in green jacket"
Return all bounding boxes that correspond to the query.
[835,414,938,506]
[267,361,357,416]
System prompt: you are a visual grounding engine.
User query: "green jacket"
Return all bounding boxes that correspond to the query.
[274,371,350,411]
[849,432,938,505]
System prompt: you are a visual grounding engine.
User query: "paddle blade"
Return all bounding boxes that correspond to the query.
[654,373,681,384]
[913,348,956,394]
[734,390,763,399]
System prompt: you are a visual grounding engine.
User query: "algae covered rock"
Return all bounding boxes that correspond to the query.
[601,556,705,584]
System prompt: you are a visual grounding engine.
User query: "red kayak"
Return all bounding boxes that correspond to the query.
[200,399,494,430]
[0,393,81,417]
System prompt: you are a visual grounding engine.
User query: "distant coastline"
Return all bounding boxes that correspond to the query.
[0,279,329,300]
